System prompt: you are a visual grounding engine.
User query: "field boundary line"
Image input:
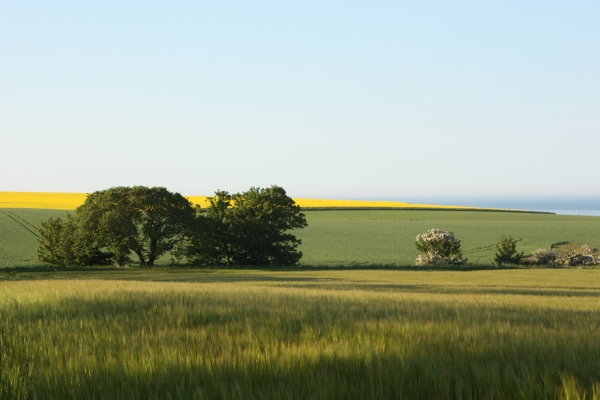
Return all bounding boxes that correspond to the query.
[1,210,39,238]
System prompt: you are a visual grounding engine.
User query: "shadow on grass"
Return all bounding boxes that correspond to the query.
[270,282,600,297]
[0,262,530,276]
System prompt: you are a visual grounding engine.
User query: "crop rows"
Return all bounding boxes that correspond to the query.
[1,269,599,399]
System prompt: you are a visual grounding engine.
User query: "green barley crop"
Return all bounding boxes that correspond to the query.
[1,269,599,399]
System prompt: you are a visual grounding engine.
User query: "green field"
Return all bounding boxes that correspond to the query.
[0,209,65,268]
[1,209,600,268]
[1,269,599,399]
[296,210,600,266]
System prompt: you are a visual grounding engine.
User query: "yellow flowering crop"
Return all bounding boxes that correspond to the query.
[0,192,469,210]
[292,198,470,209]
[0,192,88,210]
[185,196,212,208]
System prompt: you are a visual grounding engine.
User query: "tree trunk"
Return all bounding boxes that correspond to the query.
[148,238,158,267]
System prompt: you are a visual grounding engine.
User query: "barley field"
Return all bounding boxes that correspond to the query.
[1,269,599,399]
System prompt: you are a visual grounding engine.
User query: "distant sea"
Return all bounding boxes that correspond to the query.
[381,197,600,216]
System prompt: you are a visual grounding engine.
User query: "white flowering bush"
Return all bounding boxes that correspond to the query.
[524,246,599,267]
[531,248,558,266]
[555,245,599,267]
[415,251,463,266]
[415,229,464,266]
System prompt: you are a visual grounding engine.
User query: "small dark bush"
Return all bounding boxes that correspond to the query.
[494,235,523,266]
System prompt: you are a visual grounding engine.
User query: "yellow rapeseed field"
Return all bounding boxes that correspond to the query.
[0,191,466,210]
[0,192,88,210]
[292,198,469,209]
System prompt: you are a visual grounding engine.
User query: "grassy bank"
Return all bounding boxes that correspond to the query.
[1,269,600,399]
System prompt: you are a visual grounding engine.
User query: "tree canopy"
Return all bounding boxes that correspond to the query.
[189,186,307,266]
[38,186,197,267]
[37,185,307,268]
[76,186,197,266]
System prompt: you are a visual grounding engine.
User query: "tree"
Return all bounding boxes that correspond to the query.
[190,186,308,266]
[75,186,196,267]
[37,213,112,266]
[494,235,524,266]
[415,229,464,265]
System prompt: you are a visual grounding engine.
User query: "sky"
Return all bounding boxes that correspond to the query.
[1,1,599,199]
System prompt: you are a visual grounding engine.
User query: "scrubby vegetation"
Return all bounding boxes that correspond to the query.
[523,244,600,267]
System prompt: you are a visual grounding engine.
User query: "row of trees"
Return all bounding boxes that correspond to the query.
[37,185,307,267]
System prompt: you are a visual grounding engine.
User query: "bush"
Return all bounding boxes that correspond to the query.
[415,251,463,266]
[531,248,558,266]
[494,235,524,266]
[555,245,599,267]
[415,229,464,266]
[523,246,599,267]
[37,214,112,267]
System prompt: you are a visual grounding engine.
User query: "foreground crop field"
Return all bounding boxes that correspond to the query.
[1,269,599,399]
[1,209,599,267]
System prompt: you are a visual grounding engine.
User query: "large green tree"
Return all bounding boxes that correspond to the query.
[190,186,307,266]
[74,186,197,266]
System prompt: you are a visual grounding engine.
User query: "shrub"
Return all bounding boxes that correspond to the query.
[494,235,524,266]
[523,246,599,267]
[555,245,599,267]
[531,248,558,266]
[37,214,112,267]
[415,251,463,266]
[415,229,464,266]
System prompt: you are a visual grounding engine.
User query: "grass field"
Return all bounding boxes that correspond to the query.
[1,268,599,399]
[0,208,65,268]
[1,209,599,268]
[296,210,600,266]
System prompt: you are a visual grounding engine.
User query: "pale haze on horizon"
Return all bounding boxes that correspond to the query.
[1,1,599,199]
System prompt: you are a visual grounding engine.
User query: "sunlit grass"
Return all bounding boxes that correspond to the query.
[1,269,599,399]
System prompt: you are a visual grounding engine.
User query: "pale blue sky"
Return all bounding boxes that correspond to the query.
[1,1,599,198]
